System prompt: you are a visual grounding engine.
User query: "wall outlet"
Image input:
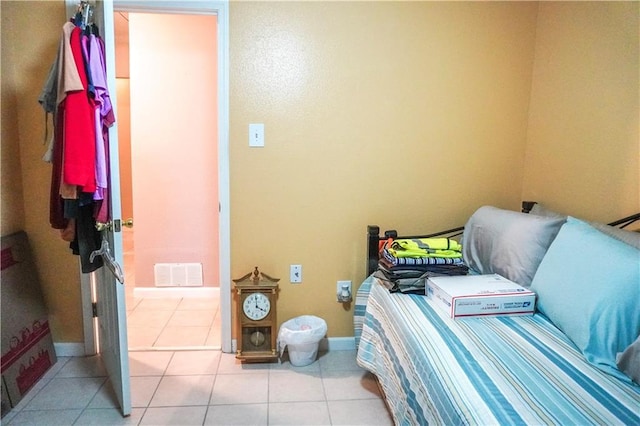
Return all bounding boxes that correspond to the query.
[337,280,352,302]
[290,264,302,283]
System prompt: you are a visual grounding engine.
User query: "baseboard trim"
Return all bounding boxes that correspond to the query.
[133,287,219,299]
[54,342,86,357]
[319,336,356,351]
[54,338,355,357]
[227,337,354,354]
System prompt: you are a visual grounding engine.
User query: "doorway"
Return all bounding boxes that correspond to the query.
[114,11,222,350]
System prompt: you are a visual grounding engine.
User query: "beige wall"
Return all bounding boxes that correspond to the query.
[1,1,638,343]
[229,1,539,336]
[1,2,25,236]
[522,1,640,223]
[1,1,82,343]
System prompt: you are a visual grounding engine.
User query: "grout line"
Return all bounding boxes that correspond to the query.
[150,299,177,348]
[162,351,176,377]
[142,351,174,410]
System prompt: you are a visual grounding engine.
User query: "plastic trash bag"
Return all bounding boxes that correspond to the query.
[277,315,327,366]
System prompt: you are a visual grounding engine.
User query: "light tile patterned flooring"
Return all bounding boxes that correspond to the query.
[2,349,393,425]
[122,228,221,349]
[4,231,392,424]
[126,296,222,349]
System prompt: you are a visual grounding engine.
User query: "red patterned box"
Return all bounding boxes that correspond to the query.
[1,232,57,414]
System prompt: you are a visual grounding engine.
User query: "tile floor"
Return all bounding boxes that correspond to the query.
[126,296,221,349]
[122,229,221,349]
[2,349,393,425]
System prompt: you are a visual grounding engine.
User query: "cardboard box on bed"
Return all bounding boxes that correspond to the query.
[426,274,535,318]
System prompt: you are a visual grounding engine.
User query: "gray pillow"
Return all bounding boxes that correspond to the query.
[462,206,565,287]
[589,222,640,250]
[529,203,568,220]
[529,203,640,250]
[617,335,640,385]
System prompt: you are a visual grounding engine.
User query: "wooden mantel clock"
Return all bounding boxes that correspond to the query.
[233,267,279,362]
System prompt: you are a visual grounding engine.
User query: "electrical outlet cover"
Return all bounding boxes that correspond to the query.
[337,280,352,301]
[290,264,302,283]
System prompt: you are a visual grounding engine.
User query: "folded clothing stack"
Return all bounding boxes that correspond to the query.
[375,237,468,294]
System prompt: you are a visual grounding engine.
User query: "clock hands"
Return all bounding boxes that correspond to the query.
[243,293,269,320]
[252,294,267,312]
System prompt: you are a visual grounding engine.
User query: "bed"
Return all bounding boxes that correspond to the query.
[355,203,640,425]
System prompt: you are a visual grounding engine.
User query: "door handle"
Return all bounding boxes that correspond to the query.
[96,218,134,232]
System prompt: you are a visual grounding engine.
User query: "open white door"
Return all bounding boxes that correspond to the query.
[94,0,131,416]
[72,0,230,409]
[66,0,131,416]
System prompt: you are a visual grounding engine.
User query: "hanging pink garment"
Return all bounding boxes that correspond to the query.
[93,36,116,223]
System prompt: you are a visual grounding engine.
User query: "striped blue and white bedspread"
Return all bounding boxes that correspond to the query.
[355,275,640,425]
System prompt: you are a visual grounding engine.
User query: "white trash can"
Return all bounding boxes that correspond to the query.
[277,315,327,366]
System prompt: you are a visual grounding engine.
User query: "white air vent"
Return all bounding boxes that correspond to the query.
[154,263,203,287]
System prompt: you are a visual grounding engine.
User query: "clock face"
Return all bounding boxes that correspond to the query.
[243,292,271,321]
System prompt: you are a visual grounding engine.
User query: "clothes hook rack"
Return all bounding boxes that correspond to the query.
[75,1,94,29]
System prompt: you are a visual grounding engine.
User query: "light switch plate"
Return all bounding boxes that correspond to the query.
[249,123,264,147]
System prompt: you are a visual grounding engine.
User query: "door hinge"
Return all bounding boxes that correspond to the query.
[92,302,98,318]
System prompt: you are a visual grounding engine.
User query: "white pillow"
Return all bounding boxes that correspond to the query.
[462,206,565,287]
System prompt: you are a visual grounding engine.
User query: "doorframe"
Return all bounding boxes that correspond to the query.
[77,0,232,354]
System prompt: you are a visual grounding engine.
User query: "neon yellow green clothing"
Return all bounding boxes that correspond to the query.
[388,238,462,259]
